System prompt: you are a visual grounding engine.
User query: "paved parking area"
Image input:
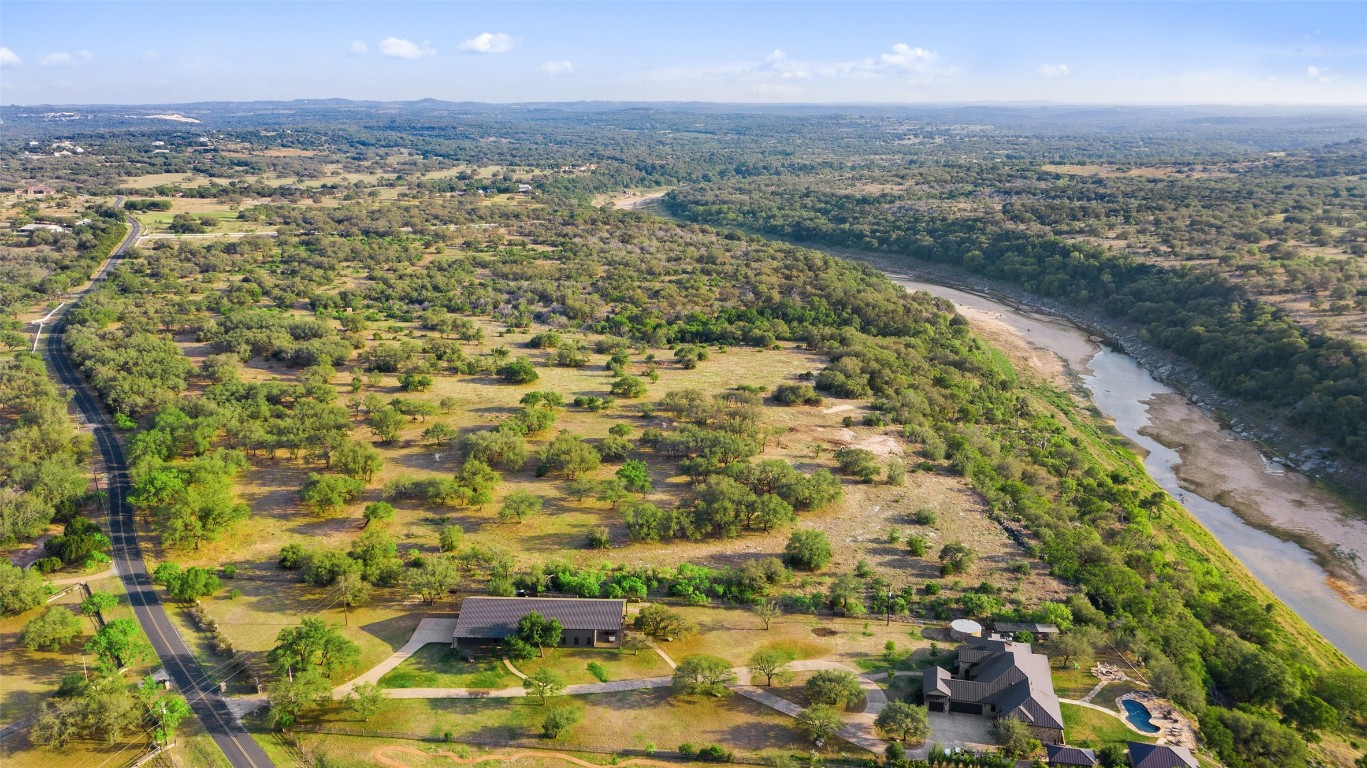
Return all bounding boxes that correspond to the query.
[928,711,995,749]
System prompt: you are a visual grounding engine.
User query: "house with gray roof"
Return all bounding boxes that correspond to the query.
[1046,744,1099,766]
[921,634,1065,745]
[452,596,625,650]
[1128,742,1197,768]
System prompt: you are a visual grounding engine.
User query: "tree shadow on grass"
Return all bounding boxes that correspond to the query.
[358,612,427,652]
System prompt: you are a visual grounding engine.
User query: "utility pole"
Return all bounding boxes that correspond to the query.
[886,590,893,626]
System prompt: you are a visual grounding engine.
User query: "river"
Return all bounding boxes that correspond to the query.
[883,274,1367,669]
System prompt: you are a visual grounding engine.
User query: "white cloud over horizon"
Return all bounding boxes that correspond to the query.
[349,40,368,56]
[540,60,574,76]
[39,50,94,67]
[459,32,517,54]
[1037,63,1070,78]
[379,37,435,60]
[0,48,20,67]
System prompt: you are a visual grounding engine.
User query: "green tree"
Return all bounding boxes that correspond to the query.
[266,668,331,730]
[747,648,794,686]
[405,556,458,604]
[993,716,1041,758]
[80,590,118,616]
[753,601,780,630]
[299,473,365,516]
[634,604,696,640]
[523,668,567,704]
[874,701,929,742]
[938,541,976,575]
[269,617,360,678]
[804,669,863,709]
[345,682,386,720]
[672,655,736,696]
[499,490,544,523]
[517,612,563,657]
[610,375,647,398]
[22,606,83,651]
[86,619,153,672]
[541,706,581,738]
[439,524,464,553]
[615,460,652,493]
[367,406,406,443]
[334,439,384,483]
[538,430,600,479]
[796,705,844,745]
[784,529,833,571]
[363,501,396,527]
[497,358,539,384]
[422,422,459,446]
[0,561,50,615]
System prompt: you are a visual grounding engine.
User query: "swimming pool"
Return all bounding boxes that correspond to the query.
[1122,699,1161,734]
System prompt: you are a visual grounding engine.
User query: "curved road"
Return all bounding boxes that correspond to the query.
[40,207,276,768]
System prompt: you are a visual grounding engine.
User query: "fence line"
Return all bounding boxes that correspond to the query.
[289,726,870,767]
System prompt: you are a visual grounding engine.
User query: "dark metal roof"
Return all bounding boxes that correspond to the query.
[453,597,625,639]
[1046,744,1098,766]
[1128,742,1198,768]
[930,636,1064,731]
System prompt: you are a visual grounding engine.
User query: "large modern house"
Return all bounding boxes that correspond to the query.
[452,597,626,650]
[921,634,1065,745]
[1127,742,1198,768]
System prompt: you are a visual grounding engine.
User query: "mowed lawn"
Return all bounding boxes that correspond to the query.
[1060,702,1155,753]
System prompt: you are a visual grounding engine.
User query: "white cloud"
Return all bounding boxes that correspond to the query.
[1037,63,1070,79]
[880,43,937,73]
[349,40,368,56]
[540,60,573,76]
[140,49,161,63]
[1306,65,1333,82]
[765,49,786,63]
[459,32,517,54]
[40,50,94,67]
[0,47,20,67]
[379,37,435,60]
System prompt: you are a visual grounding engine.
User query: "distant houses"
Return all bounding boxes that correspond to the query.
[921,634,1065,745]
[17,223,67,234]
[452,597,625,650]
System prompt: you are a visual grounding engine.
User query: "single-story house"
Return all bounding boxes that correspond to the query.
[24,185,56,196]
[452,596,625,650]
[517,183,532,193]
[18,223,68,234]
[1128,742,1197,768]
[921,634,1065,745]
[1046,744,1098,766]
[995,622,1060,639]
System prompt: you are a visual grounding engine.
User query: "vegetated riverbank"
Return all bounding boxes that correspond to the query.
[859,251,1367,602]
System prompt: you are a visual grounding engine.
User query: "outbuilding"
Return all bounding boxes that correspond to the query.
[949,618,983,641]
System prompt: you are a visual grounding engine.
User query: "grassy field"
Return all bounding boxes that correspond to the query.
[285,686,845,760]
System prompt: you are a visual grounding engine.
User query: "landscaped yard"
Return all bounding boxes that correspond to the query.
[380,644,515,689]
[514,646,672,686]
[1060,702,1154,754]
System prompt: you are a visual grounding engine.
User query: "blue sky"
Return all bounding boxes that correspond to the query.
[2,1,1364,105]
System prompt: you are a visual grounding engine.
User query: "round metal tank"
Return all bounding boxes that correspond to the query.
[949,618,983,641]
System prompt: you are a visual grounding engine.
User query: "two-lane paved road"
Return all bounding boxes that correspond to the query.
[40,207,276,768]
